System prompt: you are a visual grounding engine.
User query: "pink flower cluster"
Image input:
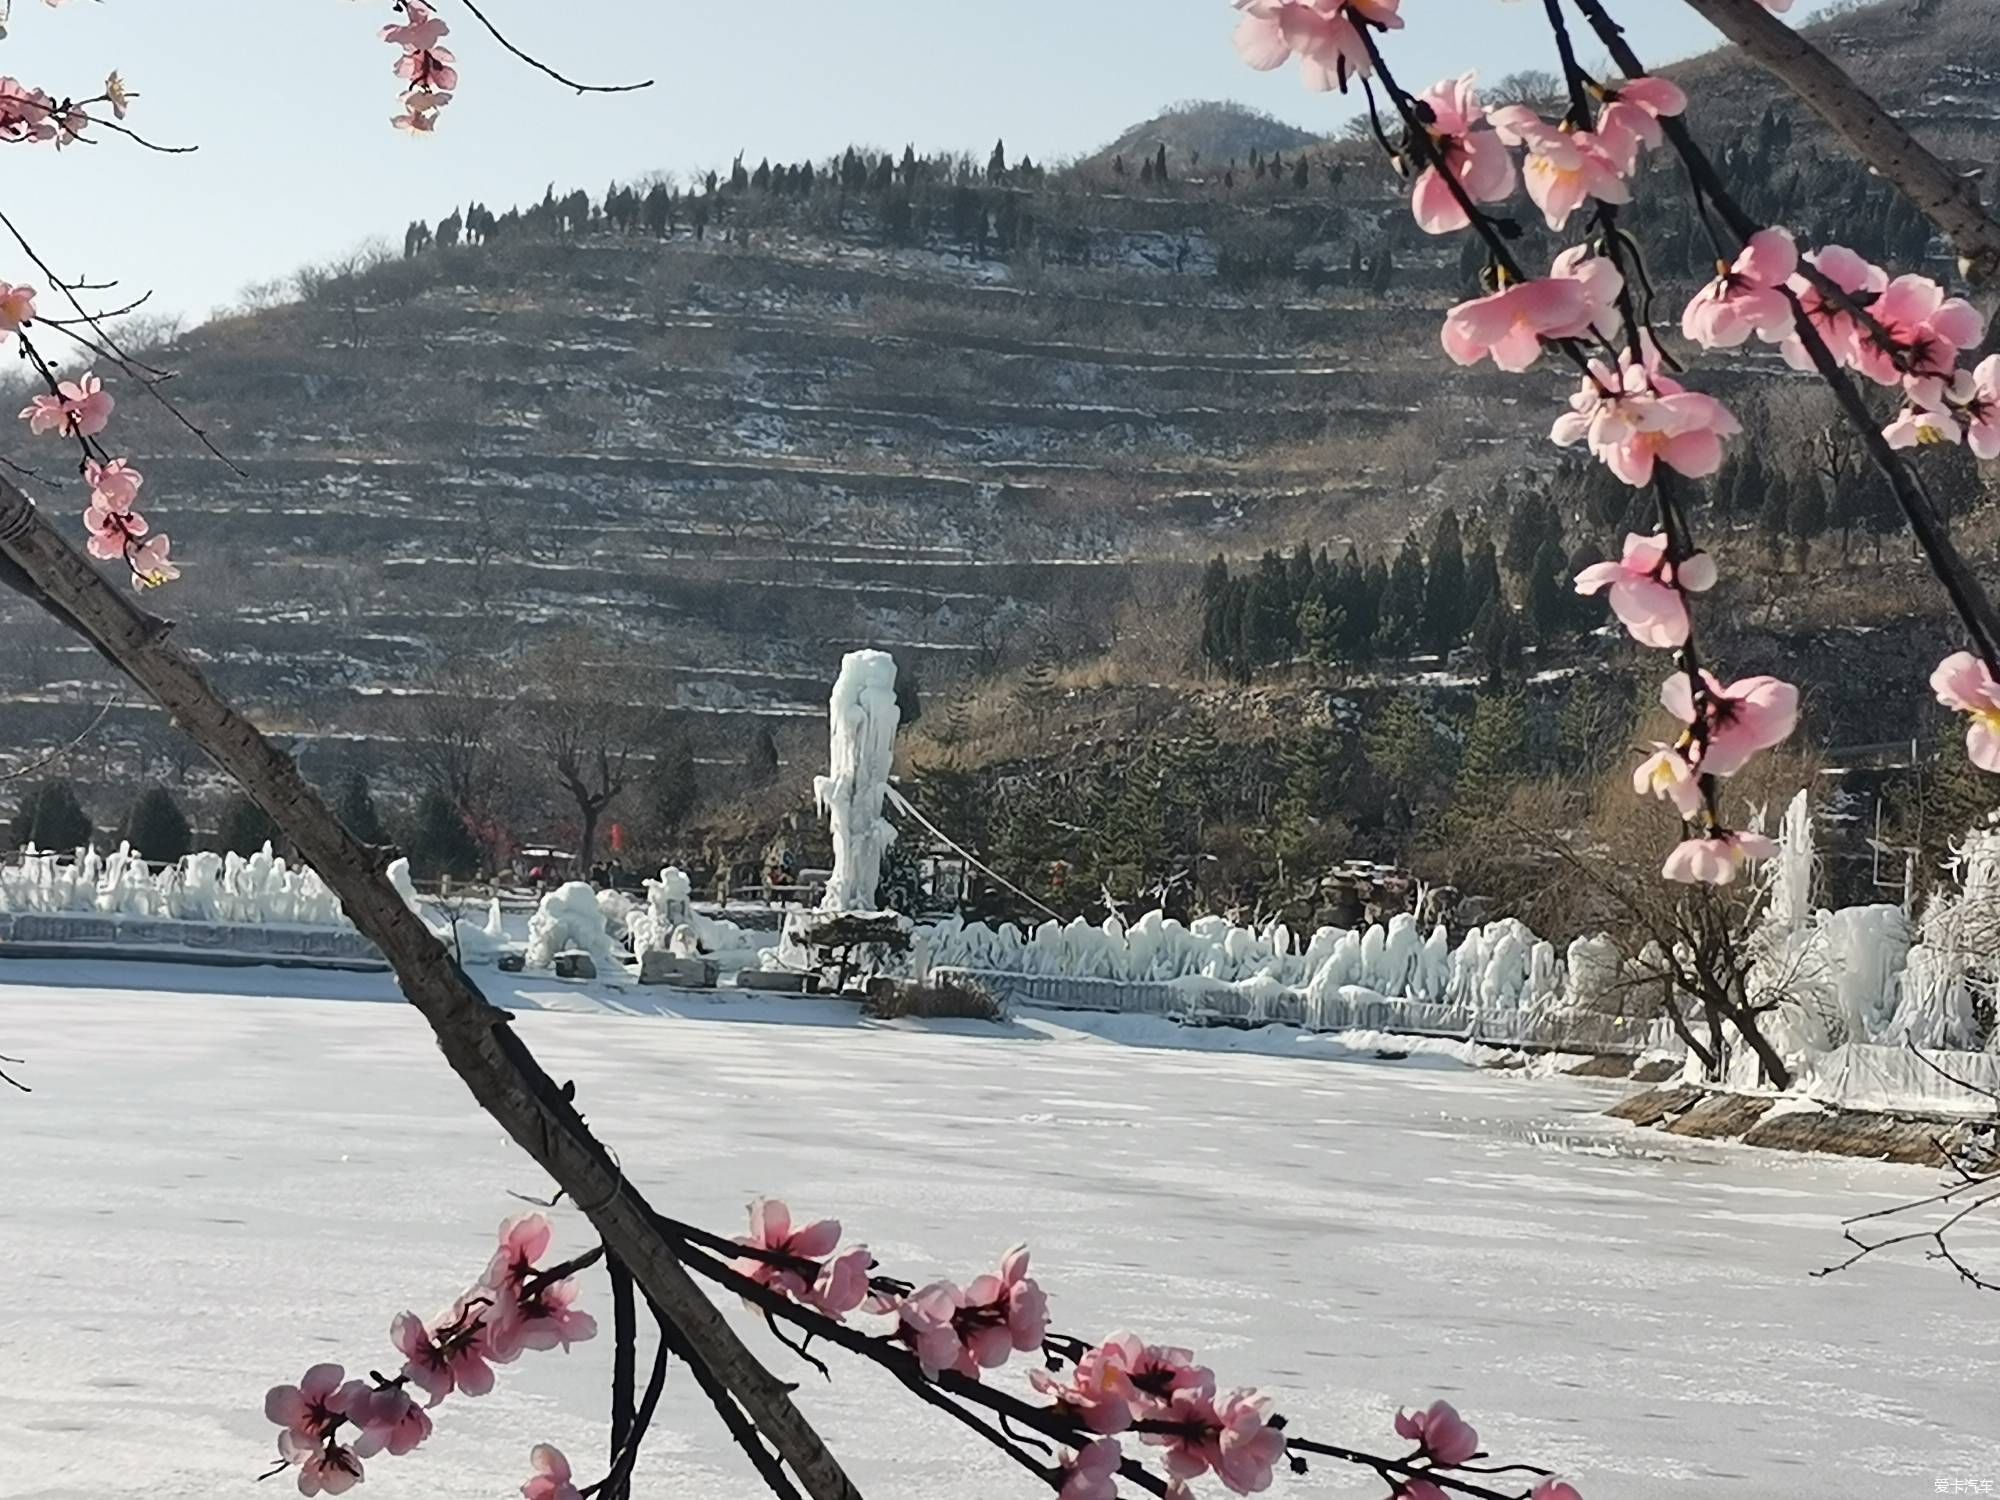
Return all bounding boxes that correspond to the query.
[1030,1334,1286,1496]
[1573,532,1716,649]
[898,1243,1051,1377]
[1551,345,1740,488]
[1682,233,1992,454]
[1389,1401,1583,1500]
[14,353,181,588]
[1440,246,1622,374]
[1569,526,1797,882]
[1400,66,1684,236]
[383,1,457,133]
[732,1196,873,1318]
[1232,0,1402,93]
[0,74,88,146]
[263,1213,596,1496]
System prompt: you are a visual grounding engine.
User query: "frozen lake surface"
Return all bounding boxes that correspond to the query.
[4,962,1997,1500]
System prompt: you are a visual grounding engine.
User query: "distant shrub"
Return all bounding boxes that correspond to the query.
[864,978,1007,1023]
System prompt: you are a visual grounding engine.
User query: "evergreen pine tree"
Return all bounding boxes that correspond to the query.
[1364,695,1447,828]
[651,733,700,832]
[335,771,387,846]
[1525,539,1568,642]
[1273,723,1348,868]
[1446,691,1529,836]
[14,780,93,851]
[1422,508,1468,654]
[123,786,193,863]
[219,794,278,857]
[1464,536,1501,632]
[405,789,481,881]
[1296,595,1345,672]
[1248,550,1295,664]
[1377,534,1427,653]
[746,725,781,787]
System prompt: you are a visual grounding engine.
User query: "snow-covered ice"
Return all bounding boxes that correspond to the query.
[4,963,1998,1500]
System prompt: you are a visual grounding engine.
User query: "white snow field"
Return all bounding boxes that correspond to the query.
[4,963,1998,1500]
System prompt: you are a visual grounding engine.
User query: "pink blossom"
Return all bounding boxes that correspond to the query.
[808,1246,873,1319]
[898,1280,973,1376]
[1572,532,1715,649]
[281,1435,366,1497]
[486,1211,555,1293]
[85,456,143,511]
[19,372,113,438]
[1487,106,1630,230]
[487,1274,599,1361]
[1848,274,1986,405]
[1148,1387,1287,1496]
[959,1244,1049,1366]
[396,41,458,94]
[736,1199,841,1285]
[1661,670,1799,777]
[1552,356,1739,487]
[1884,402,1961,450]
[1550,244,1625,342]
[1758,0,1794,10]
[392,1303,495,1404]
[265,1363,357,1447]
[0,77,57,143]
[1781,244,1886,370]
[1030,1340,1144,1435]
[128,533,179,588]
[1393,1484,1450,1500]
[1662,831,1780,886]
[1634,746,1706,820]
[520,1443,584,1500]
[1441,277,1590,372]
[347,1384,433,1458]
[1932,651,2000,774]
[393,90,449,133]
[898,1249,1048,1378]
[84,496,147,562]
[1059,1437,1124,1500]
[1964,355,2000,460]
[0,280,35,332]
[733,1196,868,1316]
[1394,1399,1480,1467]
[383,2,450,50]
[1592,75,1686,174]
[1531,1482,1585,1500]
[1231,0,1401,92]
[1409,73,1516,234]
[1682,228,1797,349]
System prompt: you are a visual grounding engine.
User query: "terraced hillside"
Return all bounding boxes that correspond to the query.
[5,0,1999,799]
[6,187,1528,763]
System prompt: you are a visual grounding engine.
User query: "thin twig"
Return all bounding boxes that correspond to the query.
[1,694,120,783]
[452,0,655,95]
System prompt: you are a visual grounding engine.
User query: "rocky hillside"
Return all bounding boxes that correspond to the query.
[3,0,1996,805]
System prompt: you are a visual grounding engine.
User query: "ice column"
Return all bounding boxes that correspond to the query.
[815,650,901,913]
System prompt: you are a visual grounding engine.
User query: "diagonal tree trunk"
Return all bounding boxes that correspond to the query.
[0,479,861,1500]
[1673,0,2000,286]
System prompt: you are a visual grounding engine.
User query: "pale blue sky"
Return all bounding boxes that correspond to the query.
[5,0,1843,325]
